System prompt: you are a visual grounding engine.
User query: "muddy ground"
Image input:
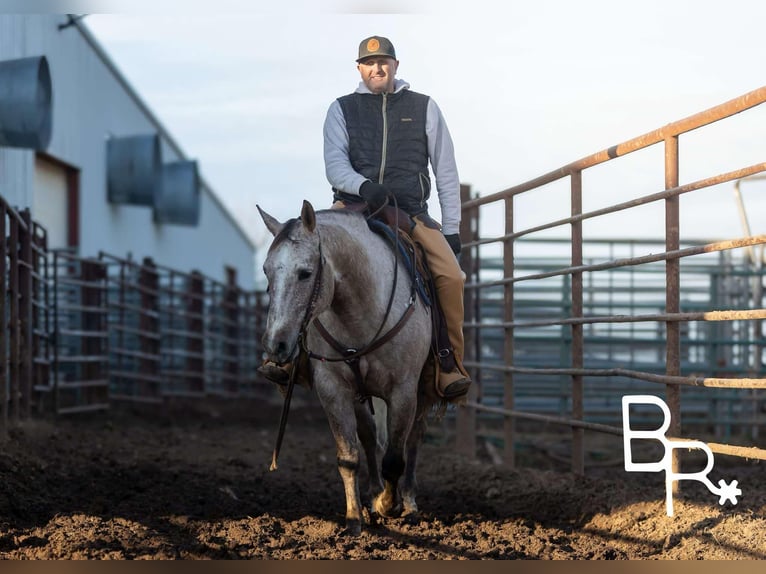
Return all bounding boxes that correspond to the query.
[1,389,765,560]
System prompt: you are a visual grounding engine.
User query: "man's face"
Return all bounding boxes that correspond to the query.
[357,56,399,94]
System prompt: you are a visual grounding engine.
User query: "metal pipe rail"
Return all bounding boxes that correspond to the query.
[466,308,766,331]
[467,232,766,291]
[467,402,766,461]
[463,362,766,390]
[463,86,766,210]
[456,85,766,474]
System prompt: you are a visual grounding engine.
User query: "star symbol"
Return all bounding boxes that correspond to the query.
[717,479,741,505]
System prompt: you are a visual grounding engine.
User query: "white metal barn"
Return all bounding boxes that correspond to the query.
[0,14,257,289]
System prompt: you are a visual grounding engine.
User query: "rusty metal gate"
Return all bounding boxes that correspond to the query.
[456,85,766,473]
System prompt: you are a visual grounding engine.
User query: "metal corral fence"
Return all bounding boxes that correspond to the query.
[1,196,270,434]
[455,85,766,473]
[46,251,269,414]
[96,252,267,404]
[0,202,51,430]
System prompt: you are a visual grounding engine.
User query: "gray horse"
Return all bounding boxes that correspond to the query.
[258,200,440,535]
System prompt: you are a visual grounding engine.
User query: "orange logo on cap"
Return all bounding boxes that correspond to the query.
[367,38,380,52]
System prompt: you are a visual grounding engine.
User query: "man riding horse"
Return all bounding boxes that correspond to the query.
[259,35,471,400]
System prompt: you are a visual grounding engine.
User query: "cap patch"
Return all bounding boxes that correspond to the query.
[367,38,380,52]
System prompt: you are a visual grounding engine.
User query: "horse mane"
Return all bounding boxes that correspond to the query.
[314,207,366,227]
[271,208,365,250]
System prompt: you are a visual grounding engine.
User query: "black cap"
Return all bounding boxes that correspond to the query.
[357,36,396,62]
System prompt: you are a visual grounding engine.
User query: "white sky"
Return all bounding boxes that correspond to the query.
[83,0,766,268]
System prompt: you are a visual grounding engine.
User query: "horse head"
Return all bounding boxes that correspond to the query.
[257,201,326,365]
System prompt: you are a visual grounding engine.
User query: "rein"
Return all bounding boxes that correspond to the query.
[306,200,417,409]
[269,235,324,472]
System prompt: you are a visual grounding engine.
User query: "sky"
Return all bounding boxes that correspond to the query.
[76,0,766,272]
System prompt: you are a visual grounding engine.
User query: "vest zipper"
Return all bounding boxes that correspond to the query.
[378,93,388,184]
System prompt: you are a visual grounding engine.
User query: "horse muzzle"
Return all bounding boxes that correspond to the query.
[262,332,300,365]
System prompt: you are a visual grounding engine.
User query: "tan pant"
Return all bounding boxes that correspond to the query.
[332,201,467,375]
[411,215,467,375]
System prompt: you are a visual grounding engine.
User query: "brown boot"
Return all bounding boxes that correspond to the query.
[437,369,471,399]
[257,360,292,386]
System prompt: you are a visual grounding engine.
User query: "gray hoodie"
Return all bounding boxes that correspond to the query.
[323,78,462,235]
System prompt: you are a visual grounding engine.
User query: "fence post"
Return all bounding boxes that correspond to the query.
[503,195,515,467]
[19,210,34,419]
[186,271,205,394]
[224,267,239,395]
[456,184,477,457]
[0,209,7,434]
[31,223,51,413]
[570,172,585,474]
[139,258,160,399]
[8,214,20,424]
[254,290,268,389]
[246,290,264,394]
[665,135,682,488]
[80,258,109,408]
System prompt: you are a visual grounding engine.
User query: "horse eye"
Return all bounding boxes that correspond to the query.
[297,269,312,281]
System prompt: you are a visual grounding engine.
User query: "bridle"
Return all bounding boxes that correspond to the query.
[305,213,416,379]
[270,201,416,471]
[307,201,418,401]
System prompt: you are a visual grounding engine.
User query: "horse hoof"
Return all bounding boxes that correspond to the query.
[401,498,419,522]
[373,494,402,518]
[343,519,362,537]
[400,509,420,525]
[363,506,382,526]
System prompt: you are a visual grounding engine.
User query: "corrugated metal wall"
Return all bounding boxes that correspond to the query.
[0,15,257,289]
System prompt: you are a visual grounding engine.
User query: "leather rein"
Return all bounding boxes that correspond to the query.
[305,204,417,409]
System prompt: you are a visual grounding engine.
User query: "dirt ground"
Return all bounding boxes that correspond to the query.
[1,389,765,560]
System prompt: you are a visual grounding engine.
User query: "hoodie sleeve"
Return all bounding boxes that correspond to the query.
[323,99,367,195]
[426,98,461,236]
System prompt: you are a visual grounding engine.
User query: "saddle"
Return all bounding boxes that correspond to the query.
[344,202,458,377]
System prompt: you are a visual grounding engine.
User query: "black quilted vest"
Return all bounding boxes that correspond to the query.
[334,90,431,216]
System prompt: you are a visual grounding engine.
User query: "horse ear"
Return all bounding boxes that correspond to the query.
[300,200,316,233]
[257,205,284,237]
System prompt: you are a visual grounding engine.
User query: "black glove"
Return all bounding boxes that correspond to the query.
[359,181,390,212]
[445,233,461,256]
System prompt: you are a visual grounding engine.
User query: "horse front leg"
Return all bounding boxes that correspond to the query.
[400,412,427,519]
[354,399,384,521]
[373,390,415,519]
[317,386,366,536]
